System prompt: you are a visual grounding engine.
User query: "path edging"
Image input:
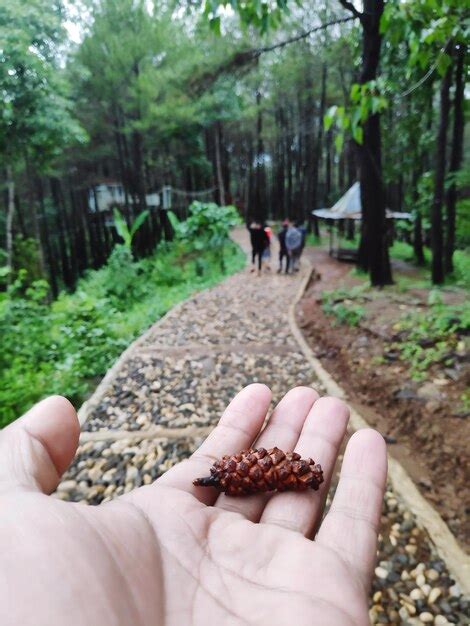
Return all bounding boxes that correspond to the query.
[289,263,470,593]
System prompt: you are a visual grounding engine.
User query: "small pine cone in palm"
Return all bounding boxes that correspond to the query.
[193,447,323,496]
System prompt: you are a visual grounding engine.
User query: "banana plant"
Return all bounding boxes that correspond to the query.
[113,208,150,254]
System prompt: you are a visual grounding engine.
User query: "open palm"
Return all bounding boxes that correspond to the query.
[0,385,386,626]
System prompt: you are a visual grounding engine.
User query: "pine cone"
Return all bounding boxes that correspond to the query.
[193,447,323,496]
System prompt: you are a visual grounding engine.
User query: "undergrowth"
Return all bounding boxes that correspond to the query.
[322,286,367,326]
[0,239,244,427]
[390,291,470,381]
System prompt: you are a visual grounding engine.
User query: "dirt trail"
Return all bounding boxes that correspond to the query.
[300,245,469,551]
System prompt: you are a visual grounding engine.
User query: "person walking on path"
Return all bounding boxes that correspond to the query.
[262,223,272,271]
[248,220,269,274]
[285,222,303,273]
[0,387,387,626]
[277,219,290,274]
[296,220,308,263]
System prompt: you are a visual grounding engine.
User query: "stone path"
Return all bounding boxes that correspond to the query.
[56,229,468,625]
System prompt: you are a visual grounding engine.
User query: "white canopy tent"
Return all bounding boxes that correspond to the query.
[313,182,412,221]
[312,182,412,261]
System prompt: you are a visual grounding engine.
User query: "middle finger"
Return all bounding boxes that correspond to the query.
[215,386,319,519]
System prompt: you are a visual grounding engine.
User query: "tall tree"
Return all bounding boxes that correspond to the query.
[0,0,84,278]
[431,58,453,284]
[338,0,392,285]
[444,44,465,274]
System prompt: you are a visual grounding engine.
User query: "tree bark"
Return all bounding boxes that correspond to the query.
[444,44,464,274]
[214,121,226,205]
[312,62,327,213]
[431,58,453,285]
[353,0,393,285]
[254,91,267,221]
[5,165,15,280]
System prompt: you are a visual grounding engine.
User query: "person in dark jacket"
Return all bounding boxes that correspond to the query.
[277,219,290,274]
[248,220,269,274]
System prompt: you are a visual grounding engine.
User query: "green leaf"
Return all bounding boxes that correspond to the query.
[436,51,452,77]
[113,209,131,248]
[324,105,337,130]
[350,83,361,103]
[130,210,150,238]
[209,16,221,36]
[352,125,364,144]
[335,133,344,153]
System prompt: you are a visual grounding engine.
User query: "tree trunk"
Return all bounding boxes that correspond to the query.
[5,165,15,279]
[25,156,46,277]
[254,91,267,221]
[431,58,453,285]
[312,63,327,213]
[444,44,464,274]
[355,0,393,285]
[50,178,73,289]
[214,122,226,205]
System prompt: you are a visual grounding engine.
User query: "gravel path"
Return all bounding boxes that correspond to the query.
[56,228,468,625]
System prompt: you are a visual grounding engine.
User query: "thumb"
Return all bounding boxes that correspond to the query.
[0,396,80,494]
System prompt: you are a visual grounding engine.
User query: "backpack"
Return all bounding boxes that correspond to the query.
[285,226,302,250]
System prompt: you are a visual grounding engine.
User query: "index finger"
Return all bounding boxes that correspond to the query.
[157,383,272,504]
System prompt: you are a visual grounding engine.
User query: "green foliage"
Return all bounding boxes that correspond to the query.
[113,208,150,253]
[0,0,85,165]
[325,79,389,151]
[391,296,470,381]
[171,202,241,270]
[0,235,245,427]
[322,287,366,327]
[176,202,241,245]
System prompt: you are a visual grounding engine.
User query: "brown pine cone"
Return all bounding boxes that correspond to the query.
[193,447,323,496]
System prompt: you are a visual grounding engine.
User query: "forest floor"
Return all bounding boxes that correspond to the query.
[55,228,469,624]
[299,245,469,550]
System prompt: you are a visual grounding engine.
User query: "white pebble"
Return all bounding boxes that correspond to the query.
[410,588,424,601]
[426,568,439,581]
[419,612,433,623]
[434,616,449,626]
[399,606,410,621]
[375,566,389,579]
[428,587,442,604]
[416,573,426,587]
[421,583,431,596]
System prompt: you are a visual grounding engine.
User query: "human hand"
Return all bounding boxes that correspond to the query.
[0,385,387,626]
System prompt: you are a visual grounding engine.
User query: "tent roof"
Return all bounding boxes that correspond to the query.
[312,182,412,220]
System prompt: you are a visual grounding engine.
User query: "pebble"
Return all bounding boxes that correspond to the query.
[416,573,426,587]
[434,617,448,626]
[426,569,439,581]
[418,612,434,623]
[56,479,77,491]
[375,567,389,580]
[410,588,424,601]
[428,587,441,604]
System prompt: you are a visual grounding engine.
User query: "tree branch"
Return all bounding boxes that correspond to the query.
[189,16,357,94]
[256,16,357,54]
[338,0,363,22]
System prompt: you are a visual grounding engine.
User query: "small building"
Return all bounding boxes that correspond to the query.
[88,181,160,212]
